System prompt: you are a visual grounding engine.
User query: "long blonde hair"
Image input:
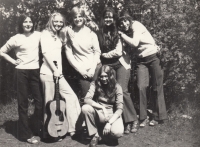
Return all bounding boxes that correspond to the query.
[45,12,66,38]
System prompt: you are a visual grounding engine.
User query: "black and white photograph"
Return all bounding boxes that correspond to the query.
[0,0,200,146]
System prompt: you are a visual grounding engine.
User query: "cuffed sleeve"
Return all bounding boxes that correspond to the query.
[84,82,96,105]
[1,36,17,53]
[102,39,122,58]
[113,84,123,116]
[91,32,101,66]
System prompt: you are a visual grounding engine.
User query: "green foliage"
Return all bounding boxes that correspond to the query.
[0,0,200,106]
[141,0,200,105]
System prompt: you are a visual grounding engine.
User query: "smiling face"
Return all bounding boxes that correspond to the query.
[100,72,109,85]
[53,15,64,31]
[104,12,114,26]
[73,13,85,27]
[22,17,33,33]
[119,18,130,31]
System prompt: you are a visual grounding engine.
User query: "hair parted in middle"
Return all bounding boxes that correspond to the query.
[18,14,35,34]
[95,65,117,98]
[98,7,119,53]
[70,6,86,27]
[45,12,66,35]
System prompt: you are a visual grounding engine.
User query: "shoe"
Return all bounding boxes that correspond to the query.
[140,119,149,127]
[149,120,158,126]
[130,121,139,133]
[89,135,99,147]
[27,136,39,144]
[124,124,131,134]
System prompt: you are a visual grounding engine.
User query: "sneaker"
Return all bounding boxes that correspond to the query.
[140,119,149,128]
[27,136,39,144]
[130,121,139,133]
[149,120,159,126]
[89,135,99,147]
[124,124,131,134]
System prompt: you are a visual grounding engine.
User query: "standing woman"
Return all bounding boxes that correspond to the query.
[98,7,138,134]
[82,65,124,147]
[64,7,101,99]
[0,14,42,144]
[40,12,82,139]
[117,11,167,126]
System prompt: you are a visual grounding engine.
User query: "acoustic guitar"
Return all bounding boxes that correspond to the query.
[47,61,68,137]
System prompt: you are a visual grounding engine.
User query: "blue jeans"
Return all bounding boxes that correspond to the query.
[16,69,43,139]
[136,54,167,120]
[105,61,138,123]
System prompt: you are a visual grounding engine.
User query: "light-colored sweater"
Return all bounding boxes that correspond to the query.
[0,31,41,69]
[65,26,101,75]
[131,21,158,58]
[40,30,63,75]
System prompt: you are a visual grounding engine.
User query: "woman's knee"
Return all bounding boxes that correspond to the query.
[81,104,93,114]
[110,130,123,139]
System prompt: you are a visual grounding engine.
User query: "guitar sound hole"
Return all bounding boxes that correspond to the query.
[55,110,64,122]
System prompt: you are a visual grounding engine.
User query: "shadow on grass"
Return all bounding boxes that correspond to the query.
[0,120,18,139]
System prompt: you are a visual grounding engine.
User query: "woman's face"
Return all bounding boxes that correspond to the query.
[104,12,114,26]
[119,18,130,31]
[22,17,33,33]
[53,15,64,31]
[73,13,85,27]
[100,72,109,85]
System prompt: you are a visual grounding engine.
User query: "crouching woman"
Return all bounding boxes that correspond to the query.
[82,65,124,147]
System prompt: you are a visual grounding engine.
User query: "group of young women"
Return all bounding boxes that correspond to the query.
[0,5,167,147]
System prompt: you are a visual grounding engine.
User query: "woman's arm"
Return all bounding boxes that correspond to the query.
[107,84,123,125]
[0,51,18,65]
[118,22,142,47]
[40,31,61,77]
[0,36,20,65]
[101,38,123,58]
[87,32,101,78]
[91,32,101,68]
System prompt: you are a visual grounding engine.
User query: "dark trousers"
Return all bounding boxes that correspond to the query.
[136,54,167,120]
[105,62,138,123]
[74,63,102,99]
[16,69,43,139]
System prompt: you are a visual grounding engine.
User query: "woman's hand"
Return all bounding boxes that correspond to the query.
[15,59,23,65]
[53,71,61,81]
[87,68,95,79]
[103,123,111,135]
[79,70,88,79]
[118,31,123,36]
[101,53,107,58]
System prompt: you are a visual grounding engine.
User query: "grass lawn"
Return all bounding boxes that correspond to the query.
[0,98,200,147]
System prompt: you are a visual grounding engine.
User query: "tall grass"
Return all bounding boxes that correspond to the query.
[0,98,35,125]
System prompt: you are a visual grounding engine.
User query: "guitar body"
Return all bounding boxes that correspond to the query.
[46,61,68,138]
[47,99,68,137]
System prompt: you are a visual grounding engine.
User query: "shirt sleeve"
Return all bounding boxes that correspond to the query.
[40,30,53,55]
[91,31,101,64]
[0,36,17,53]
[102,38,123,58]
[84,82,96,105]
[113,83,124,116]
[132,21,146,33]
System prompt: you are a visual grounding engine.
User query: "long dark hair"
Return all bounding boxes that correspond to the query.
[18,14,35,34]
[95,65,117,98]
[98,7,119,53]
[117,10,133,38]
